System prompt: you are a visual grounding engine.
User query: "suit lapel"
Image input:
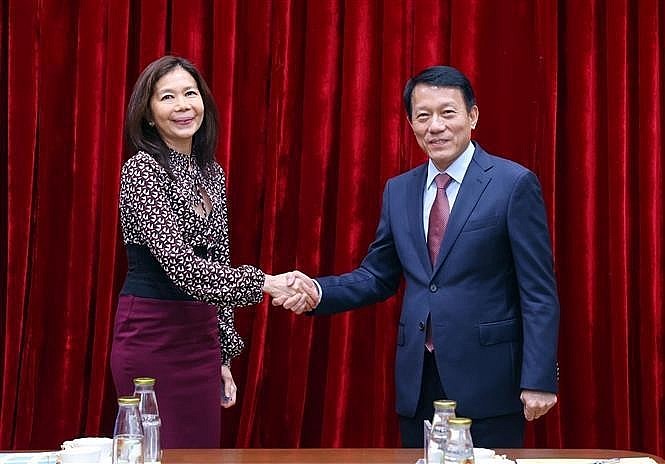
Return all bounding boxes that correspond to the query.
[406,165,432,274]
[433,147,494,274]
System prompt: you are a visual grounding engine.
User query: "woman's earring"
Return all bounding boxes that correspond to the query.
[148,121,155,127]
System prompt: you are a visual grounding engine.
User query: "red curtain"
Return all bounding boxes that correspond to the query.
[2,0,663,456]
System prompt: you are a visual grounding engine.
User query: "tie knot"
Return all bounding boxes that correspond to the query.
[435,173,451,189]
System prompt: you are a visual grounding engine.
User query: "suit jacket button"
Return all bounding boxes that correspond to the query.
[429,284,437,292]
[418,321,425,331]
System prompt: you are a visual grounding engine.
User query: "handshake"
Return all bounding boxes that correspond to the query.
[263,270,320,314]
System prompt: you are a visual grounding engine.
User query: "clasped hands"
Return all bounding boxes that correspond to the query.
[263,270,319,314]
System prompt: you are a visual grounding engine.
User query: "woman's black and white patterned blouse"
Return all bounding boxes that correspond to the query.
[119,150,265,365]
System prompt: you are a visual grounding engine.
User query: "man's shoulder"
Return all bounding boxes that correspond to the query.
[387,163,427,186]
[474,144,533,178]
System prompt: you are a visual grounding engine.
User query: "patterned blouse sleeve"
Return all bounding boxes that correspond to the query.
[217,307,244,366]
[203,164,253,365]
[120,154,265,307]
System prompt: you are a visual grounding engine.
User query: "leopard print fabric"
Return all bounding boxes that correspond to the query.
[119,150,265,365]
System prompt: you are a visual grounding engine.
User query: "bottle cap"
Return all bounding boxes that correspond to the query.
[448,417,472,426]
[433,399,456,409]
[118,396,140,405]
[133,377,156,386]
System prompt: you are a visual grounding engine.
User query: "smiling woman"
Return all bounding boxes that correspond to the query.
[109,56,319,449]
[148,67,205,154]
[110,56,268,448]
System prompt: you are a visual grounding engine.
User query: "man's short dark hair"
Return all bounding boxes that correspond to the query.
[402,66,476,120]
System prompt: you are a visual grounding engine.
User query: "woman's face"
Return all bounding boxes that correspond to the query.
[149,66,204,154]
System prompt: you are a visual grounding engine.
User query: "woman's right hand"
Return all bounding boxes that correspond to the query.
[262,272,319,313]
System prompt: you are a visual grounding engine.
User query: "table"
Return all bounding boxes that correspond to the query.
[163,448,665,464]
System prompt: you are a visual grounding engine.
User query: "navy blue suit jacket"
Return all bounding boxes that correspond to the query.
[315,142,559,419]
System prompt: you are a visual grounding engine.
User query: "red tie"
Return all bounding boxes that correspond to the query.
[427,173,452,265]
[426,173,452,351]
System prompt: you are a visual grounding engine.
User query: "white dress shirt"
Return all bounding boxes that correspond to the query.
[422,141,475,237]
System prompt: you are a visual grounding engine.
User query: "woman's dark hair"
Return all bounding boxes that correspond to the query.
[125,55,219,177]
[402,65,476,121]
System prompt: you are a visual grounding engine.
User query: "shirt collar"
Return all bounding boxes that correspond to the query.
[426,141,475,189]
[168,148,196,170]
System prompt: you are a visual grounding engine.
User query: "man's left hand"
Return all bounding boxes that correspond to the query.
[520,390,557,420]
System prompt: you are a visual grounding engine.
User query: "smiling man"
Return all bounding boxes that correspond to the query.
[279,65,560,448]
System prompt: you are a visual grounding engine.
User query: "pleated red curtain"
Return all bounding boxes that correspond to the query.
[1,0,663,456]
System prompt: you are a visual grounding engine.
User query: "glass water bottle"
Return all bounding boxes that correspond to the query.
[444,417,474,464]
[113,396,144,464]
[133,377,162,463]
[432,400,456,430]
[426,400,456,463]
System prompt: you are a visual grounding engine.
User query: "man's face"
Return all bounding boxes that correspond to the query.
[409,84,478,171]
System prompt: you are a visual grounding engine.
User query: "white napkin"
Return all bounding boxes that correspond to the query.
[516,458,658,464]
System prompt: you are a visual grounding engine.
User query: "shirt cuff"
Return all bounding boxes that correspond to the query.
[313,279,323,307]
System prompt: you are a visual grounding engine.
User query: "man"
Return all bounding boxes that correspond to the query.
[277,66,559,448]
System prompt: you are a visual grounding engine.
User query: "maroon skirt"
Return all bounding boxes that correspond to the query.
[110,295,222,448]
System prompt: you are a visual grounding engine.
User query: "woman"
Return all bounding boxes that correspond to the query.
[110,55,315,448]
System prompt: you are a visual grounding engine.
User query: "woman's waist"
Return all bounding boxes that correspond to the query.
[122,243,209,300]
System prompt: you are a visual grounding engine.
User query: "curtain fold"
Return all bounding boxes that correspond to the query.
[2,0,663,455]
